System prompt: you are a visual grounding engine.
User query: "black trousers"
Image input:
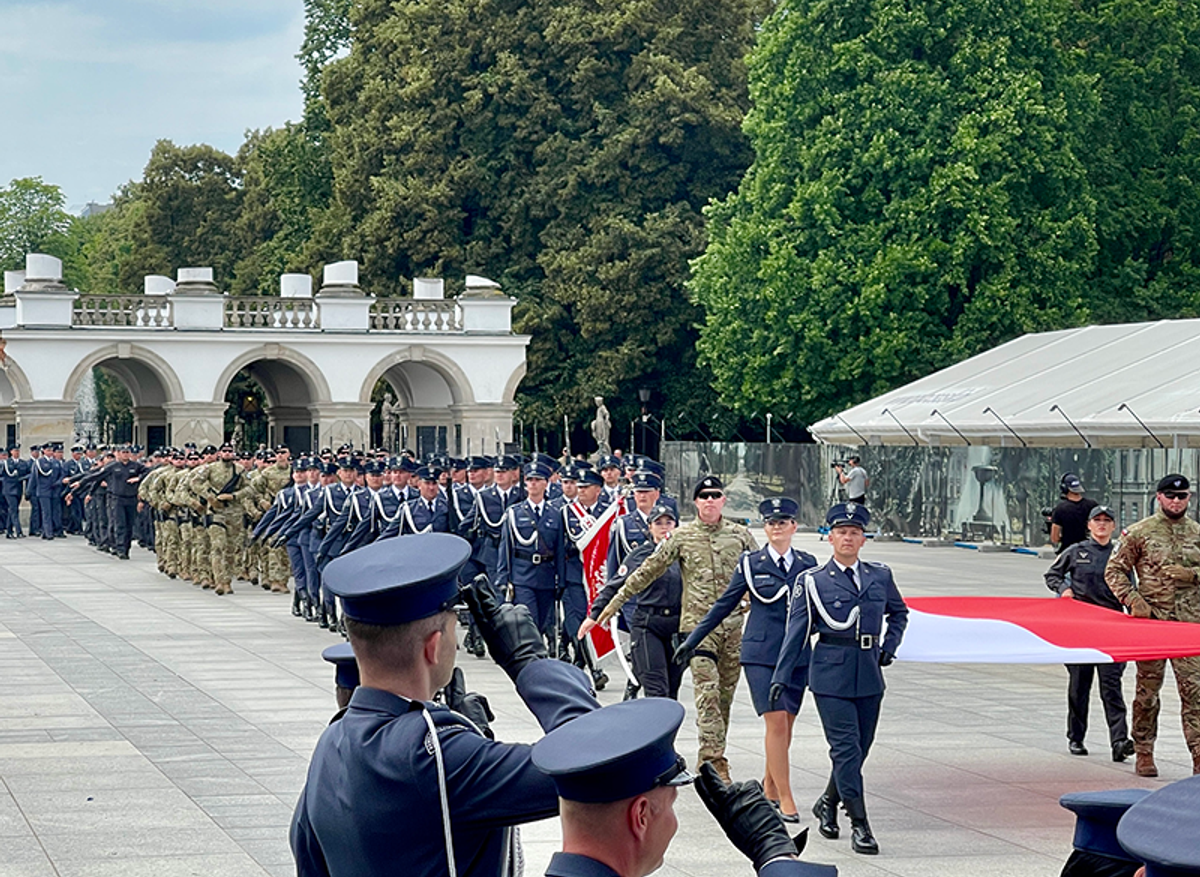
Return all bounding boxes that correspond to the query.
[631,610,683,699]
[1067,663,1128,745]
[814,692,883,803]
[112,497,138,554]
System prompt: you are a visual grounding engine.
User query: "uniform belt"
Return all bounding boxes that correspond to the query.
[819,632,877,650]
[514,549,545,564]
[638,606,678,617]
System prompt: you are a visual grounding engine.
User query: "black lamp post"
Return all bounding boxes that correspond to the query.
[637,388,652,456]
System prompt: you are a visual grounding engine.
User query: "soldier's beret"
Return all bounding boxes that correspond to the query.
[692,475,724,499]
[761,496,799,521]
[201,444,218,455]
[1157,474,1190,493]
[1059,789,1149,862]
[827,501,870,530]
[532,699,693,804]
[219,443,234,452]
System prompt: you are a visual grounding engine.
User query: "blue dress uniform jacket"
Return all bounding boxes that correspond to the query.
[291,660,599,877]
[772,558,908,698]
[399,494,451,536]
[545,852,827,877]
[691,548,819,667]
[347,487,406,548]
[465,485,526,579]
[497,500,567,592]
[317,487,368,562]
[559,496,610,586]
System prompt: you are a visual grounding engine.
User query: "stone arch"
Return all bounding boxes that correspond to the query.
[358,348,476,406]
[61,343,185,406]
[211,344,332,406]
[501,362,527,407]
[0,358,34,405]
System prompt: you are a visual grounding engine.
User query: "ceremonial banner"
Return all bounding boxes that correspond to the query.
[897,597,1200,664]
[572,499,621,658]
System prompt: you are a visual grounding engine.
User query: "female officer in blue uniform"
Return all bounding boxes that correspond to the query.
[497,458,567,641]
[290,533,600,877]
[677,497,817,823]
[770,502,907,856]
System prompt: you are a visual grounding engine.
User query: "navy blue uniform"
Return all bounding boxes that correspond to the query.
[772,558,908,803]
[690,546,818,715]
[465,484,525,583]
[2,457,27,536]
[546,852,823,877]
[290,659,599,877]
[558,496,609,655]
[497,499,567,636]
[317,488,369,564]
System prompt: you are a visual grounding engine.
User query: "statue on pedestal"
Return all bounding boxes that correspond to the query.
[231,416,246,451]
[591,396,612,456]
[381,392,400,451]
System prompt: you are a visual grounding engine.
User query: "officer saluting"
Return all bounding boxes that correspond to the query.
[290,533,599,877]
[770,502,907,855]
[532,697,834,877]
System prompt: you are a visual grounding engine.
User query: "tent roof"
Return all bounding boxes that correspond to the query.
[809,319,1200,447]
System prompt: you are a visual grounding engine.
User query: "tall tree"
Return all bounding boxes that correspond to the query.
[691,0,1096,425]
[0,177,73,271]
[320,0,764,432]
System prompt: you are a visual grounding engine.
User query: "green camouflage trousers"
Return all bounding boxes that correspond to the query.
[178,520,193,580]
[1132,655,1200,756]
[158,519,180,576]
[207,512,244,589]
[191,523,211,585]
[267,545,291,589]
[688,616,743,775]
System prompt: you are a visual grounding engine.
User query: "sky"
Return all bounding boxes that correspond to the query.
[0,0,305,212]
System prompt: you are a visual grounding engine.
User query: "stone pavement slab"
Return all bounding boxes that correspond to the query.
[0,531,1192,877]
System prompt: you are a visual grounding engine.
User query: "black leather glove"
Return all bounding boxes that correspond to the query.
[878,650,894,667]
[463,575,548,681]
[768,683,786,710]
[443,667,495,739]
[672,640,696,666]
[695,762,803,870]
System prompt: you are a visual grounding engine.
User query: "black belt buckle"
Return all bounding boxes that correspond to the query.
[860,634,875,650]
[530,553,542,565]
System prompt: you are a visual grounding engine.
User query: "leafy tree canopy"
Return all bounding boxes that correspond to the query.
[0,176,73,273]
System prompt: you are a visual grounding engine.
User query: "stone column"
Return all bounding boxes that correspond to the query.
[315,261,375,332]
[459,274,515,333]
[309,402,373,452]
[13,400,77,447]
[14,255,77,328]
[452,403,517,457]
[164,401,227,449]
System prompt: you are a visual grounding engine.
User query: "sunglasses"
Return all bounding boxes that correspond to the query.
[696,491,724,500]
[1162,491,1191,501]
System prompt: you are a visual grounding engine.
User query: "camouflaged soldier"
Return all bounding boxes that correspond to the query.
[137,457,170,575]
[181,446,220,589]
[595,475,756,781]
[251,447,293,592]
[152,453,186,579]
[192,443,255,595]
[168,451,204,585]
[1105,473,1200,778]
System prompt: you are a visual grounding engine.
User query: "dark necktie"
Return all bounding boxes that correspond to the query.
[777,555,788,575]
[845,566,858,591]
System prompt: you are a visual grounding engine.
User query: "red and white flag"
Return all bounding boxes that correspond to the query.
[571,500,621,658]
[897,597,1200,664]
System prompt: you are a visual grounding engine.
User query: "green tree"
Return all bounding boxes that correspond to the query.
[691,0,1097,425]
[320,0,764,433]
[1072,0,1200,323]
[0,177,73,271]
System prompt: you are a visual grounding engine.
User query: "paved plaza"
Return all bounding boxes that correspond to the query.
[0,532,1192,877]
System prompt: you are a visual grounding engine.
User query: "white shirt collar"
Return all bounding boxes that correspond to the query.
[766,545,793,570]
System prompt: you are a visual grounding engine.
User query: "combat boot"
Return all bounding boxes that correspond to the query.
[291,590,303,617]
[813,779,841,839]
[1135,752,1158,777]
[843,797,878,855]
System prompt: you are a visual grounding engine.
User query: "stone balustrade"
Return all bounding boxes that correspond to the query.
[225,296,319,329]
[369,299,462,332]
[73,295,172,328]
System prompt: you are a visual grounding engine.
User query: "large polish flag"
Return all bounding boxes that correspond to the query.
[896,597,1200,663]
[574,500,622,659]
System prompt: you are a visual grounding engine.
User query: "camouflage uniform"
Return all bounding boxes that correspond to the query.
[137,465,169,574]
[192,459,254,595]
[1106,508,1200,769]
[167,467,198,583]
[251,462,293,592]
[154,466,183,578]
[597,515,757,778]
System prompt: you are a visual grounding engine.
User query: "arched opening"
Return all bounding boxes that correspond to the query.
[370,361,459,457]
[74,359,171,449]
[221,359,319,452]
[0,368,21,448]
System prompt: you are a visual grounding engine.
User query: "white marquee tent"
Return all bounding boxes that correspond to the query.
[809,320,1200,448]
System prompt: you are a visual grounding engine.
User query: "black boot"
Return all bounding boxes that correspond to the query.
[843,797,878,855]
[623,680,640,701]
[318,606,330,629]
[291,590,303,617]
[813,779,840,840]
[576,642,608,691]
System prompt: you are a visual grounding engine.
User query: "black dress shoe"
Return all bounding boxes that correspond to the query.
[1069,741,1088,756]
[851,821,879,855]
[1113,739,1135,762]
[813,795,840,839]
[779,811,801,824]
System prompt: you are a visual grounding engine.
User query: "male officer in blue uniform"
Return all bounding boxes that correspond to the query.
[393,464,451,536]
[680,497,817,823]
[31,444,63,539]
[289,532,600,877]
[343,457,406,548]
[558,465,609,688]
[498,457,567,644]
[470,454,525,583]
[61,445,86,534]
[770,502,908,855]
[2,444,27,538]
[532,697,834,877]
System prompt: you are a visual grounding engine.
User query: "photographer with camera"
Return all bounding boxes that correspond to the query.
[834,456,868,505]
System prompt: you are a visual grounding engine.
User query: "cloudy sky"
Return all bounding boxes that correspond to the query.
[0,0,305,211]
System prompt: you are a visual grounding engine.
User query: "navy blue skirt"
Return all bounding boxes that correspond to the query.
[744,663,804,716]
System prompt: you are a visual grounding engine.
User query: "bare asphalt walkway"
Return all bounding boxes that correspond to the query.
[0,532,1191,877]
